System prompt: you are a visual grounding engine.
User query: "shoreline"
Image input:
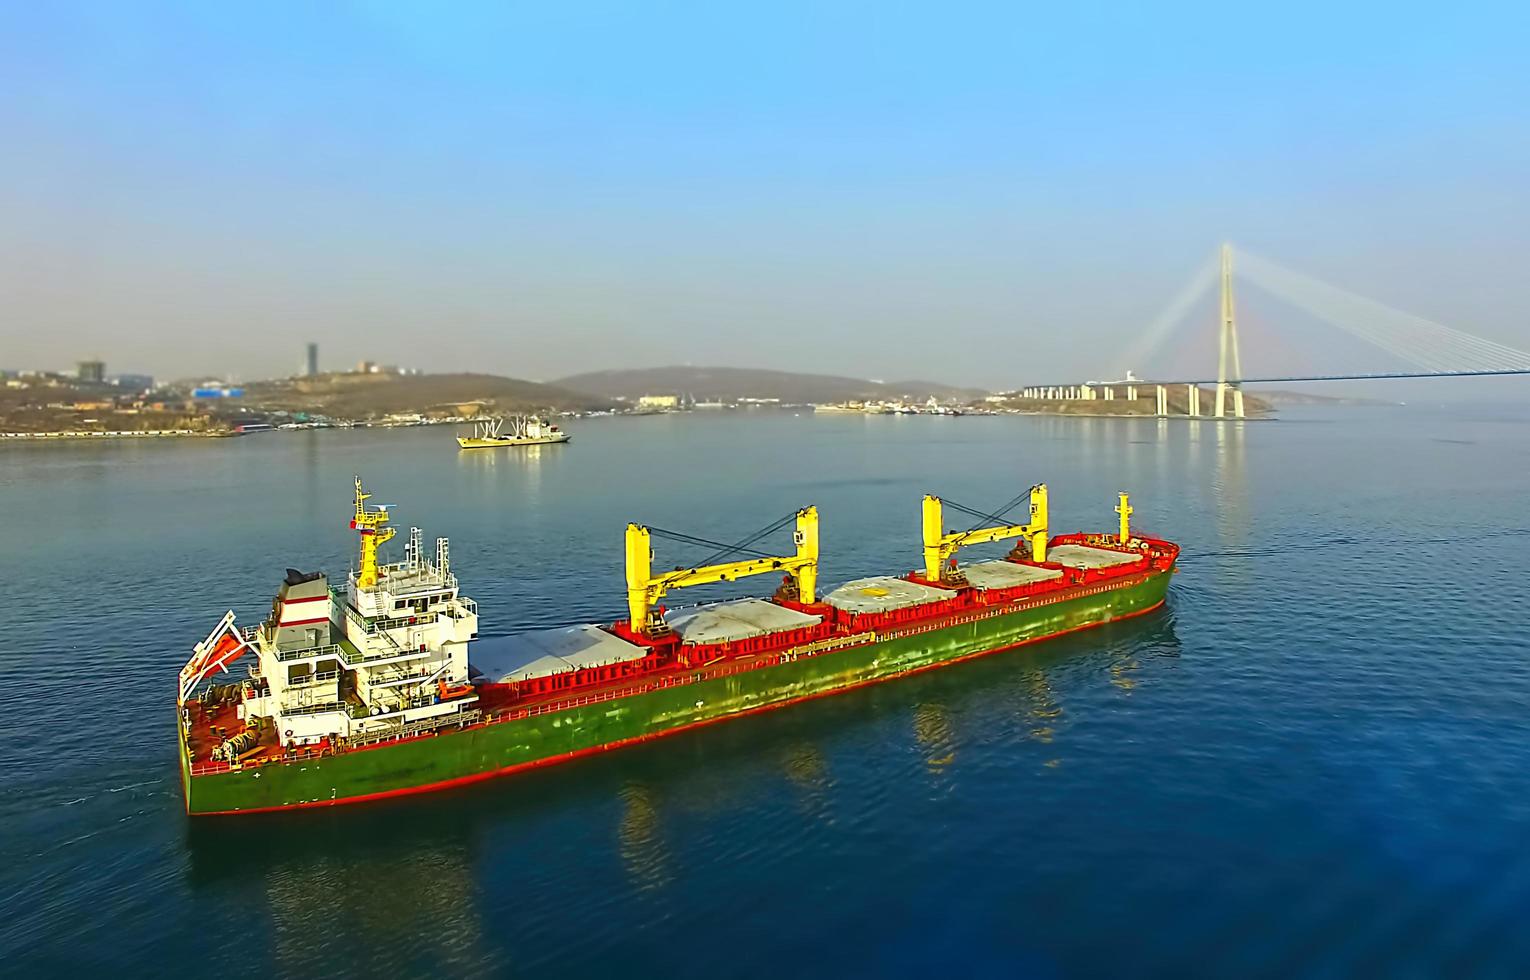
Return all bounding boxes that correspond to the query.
[0,429,238,442]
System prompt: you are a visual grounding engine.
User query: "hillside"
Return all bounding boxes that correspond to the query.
[241,372,612,418]
[1259,389,1400,407]
[553,366,987,404]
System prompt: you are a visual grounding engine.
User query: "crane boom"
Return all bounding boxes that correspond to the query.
[921,485,1048,583]
[625,507,819,635]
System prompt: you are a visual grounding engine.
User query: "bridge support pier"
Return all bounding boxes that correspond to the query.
[1187,384,1200,417]
[1214,383,1246,419]
[1155,385,1167,416]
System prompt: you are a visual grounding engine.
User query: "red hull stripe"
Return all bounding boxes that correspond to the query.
[192,598,1166,817]
[281,595,329,605]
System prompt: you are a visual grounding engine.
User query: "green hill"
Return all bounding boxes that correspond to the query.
[553,366,986,404]
[242,372,611,418]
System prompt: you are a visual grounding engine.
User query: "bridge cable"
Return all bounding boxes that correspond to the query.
[1238,250,1530,374]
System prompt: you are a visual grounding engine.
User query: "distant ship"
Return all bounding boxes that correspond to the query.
[177,479,1177,815]
[456,415,570,449]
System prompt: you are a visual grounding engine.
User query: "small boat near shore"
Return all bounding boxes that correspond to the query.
[456,415,570,449]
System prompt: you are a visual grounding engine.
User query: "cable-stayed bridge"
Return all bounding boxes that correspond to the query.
[1020,245,1530,418]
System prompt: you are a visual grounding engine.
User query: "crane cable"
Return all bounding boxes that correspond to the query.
[644,510,803,569]
[940,484,1042,539]
[696,511,800,568]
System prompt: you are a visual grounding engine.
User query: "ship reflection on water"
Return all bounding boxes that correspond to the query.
[185,815,491,976]
[1024,669,1063,744]
[456,442,554,468]
[913,702,957,773]
[617,782,672,892]
[182,606,1183,945]
[265,849,487,977]
[779,741,835,823]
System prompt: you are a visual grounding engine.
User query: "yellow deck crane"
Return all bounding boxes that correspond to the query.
[921,485,1048,584]
[625,507,819,636]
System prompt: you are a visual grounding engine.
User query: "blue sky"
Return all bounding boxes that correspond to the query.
[2,1,1527,386]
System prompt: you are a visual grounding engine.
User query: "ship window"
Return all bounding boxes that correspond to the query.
[394,600,405,610]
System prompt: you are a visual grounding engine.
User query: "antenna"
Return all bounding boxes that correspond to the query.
[405,527,423,568]
[436,537,450,579]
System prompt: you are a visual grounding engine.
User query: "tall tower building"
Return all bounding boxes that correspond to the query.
[305,342,319,377]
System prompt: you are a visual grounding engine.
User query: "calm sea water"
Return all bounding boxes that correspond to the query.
[2,406,1529,978]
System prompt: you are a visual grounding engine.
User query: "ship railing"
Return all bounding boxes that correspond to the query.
[338,642,435,667]
[347,707,482,749]
[189,710,451,774]
[340,601,420,636]
[274,642,343,663]
[283,700,345,717]
[285,669,341,688]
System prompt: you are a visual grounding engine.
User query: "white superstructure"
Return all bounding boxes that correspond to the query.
[225,489,481,751]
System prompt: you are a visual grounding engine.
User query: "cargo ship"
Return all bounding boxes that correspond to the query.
[456,415,570,449]
[178,478,1178,815]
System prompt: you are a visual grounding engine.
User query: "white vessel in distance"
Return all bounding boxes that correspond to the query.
[456,415,571,449]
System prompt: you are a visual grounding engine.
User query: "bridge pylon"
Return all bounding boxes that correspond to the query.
[1214,243,1246,419]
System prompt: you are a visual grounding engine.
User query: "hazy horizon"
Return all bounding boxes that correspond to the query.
[3,3,1528,391]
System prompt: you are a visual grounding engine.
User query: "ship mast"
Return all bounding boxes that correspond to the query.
[350,475,395,588]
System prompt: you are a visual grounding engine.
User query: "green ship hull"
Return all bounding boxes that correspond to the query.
[183,569,1170,815]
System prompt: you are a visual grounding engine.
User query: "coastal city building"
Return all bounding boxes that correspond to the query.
[77,360,106,383]
[637,394,680,409]
[111,374,155,392]
[192,383,244,399]
[305,342,319,377]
